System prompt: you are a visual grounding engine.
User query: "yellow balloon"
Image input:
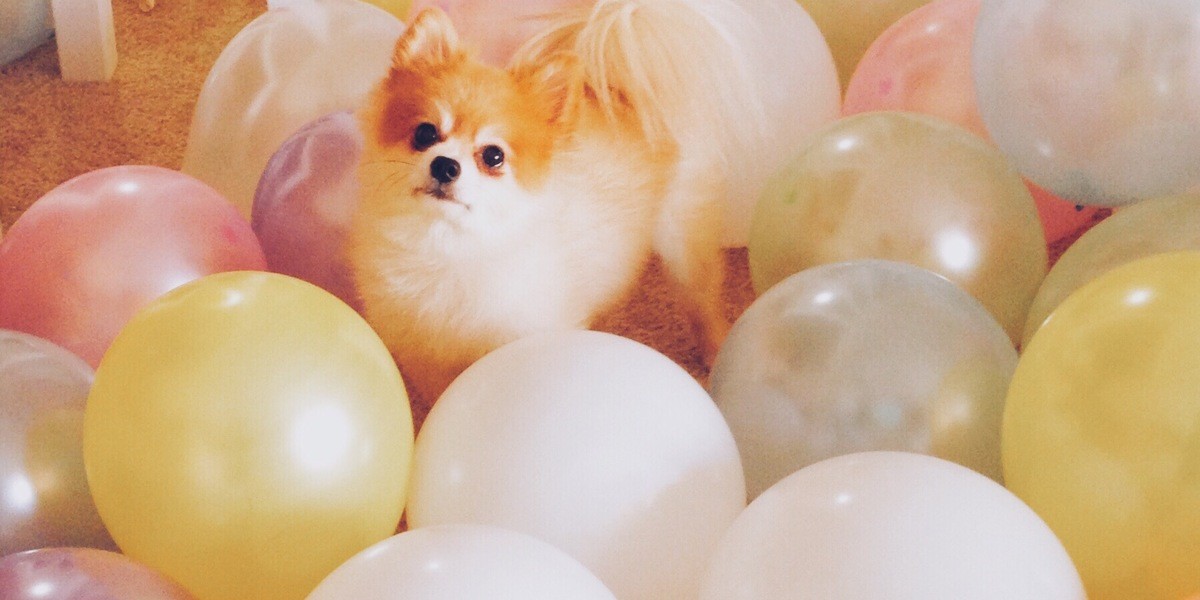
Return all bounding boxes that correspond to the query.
[84,272,413,600]
[748,111,1046,343]
[363,0,411,20]
[795,0,933,88]
[1022,193,1200,346]
[1004,251,1200,600]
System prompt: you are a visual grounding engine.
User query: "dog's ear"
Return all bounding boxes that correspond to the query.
[514,53,583,127]
[393,7,460,68]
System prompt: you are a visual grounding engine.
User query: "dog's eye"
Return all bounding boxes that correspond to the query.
[481,145,505,169]
[412,122,440,150]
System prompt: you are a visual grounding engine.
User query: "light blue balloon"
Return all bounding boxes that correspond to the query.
[1,0,54,67]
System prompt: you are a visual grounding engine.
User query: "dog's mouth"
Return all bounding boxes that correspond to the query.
[420,184,470,210]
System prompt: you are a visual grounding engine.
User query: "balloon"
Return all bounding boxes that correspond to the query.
[795,0,933,88]
[1004,252,1200,600]
[252,111,362,311]
[747,111,1046,343]
[408,0,591,66]
[0,331,114,555]
[363,0,411,19]
[1023,193,1200,345]
[710,260,1016,498]
[407,331,744,600]
[0,548,195,600]
[689,0,841,247]
[973,0,1200,206]
[1,0,52,67]
[698,452,1086,600]
[306,525,617,600]
[181,0,403,217]
[84,272,414,600]
[0,166,265,367]
[841,0,1102,246]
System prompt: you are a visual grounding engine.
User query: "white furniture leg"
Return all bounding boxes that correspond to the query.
[49,0,118,81]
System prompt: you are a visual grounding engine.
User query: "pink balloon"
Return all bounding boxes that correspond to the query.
[0,548,195,600]
[252,111,362,311]
[409,0,593,66]
[843,0,1102,246]
[0,166,266,367]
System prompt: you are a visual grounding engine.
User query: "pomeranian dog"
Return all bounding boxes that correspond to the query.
[350,0,762,403]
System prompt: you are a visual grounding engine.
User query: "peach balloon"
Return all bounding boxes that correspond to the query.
[796,0,933,88]
[747,111,1046,343]
[0,166,266,367]
[843,0,1102,246]
[0,548,196,600]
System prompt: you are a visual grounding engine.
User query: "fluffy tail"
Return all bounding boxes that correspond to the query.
[512,0,765,155]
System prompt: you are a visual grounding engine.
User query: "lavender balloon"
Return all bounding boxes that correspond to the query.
[252,111,363,311]
[0,330,115,555]
[0,548,195,600]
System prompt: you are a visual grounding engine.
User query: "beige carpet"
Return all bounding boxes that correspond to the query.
[0,0,1099,417]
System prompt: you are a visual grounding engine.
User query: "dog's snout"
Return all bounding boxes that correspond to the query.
[430,156,461,184]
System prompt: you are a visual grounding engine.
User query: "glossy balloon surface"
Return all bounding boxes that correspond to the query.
[711,260,1016,498]
[407,331,744,600]
[306,525,617,600]
[84,272,413,600]
[842,0,1102,245]
[973,0,1200,205]
[1023,194,1200,345]
[698,452,1086,600]
[0,548,195,600]
[253,111,362,310]
[748,111,1046,343]
[796,0,932,87]
[0,166,265,367]
[181,0,403,216]
[1004,252,1200,600]
[0,331,113,555]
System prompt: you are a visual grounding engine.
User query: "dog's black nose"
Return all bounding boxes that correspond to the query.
[430,156,461,184]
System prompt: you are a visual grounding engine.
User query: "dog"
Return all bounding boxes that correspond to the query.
[350,0,763,404]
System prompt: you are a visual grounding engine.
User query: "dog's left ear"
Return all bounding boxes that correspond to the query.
[393,7,460,68]
[513,53,583,127]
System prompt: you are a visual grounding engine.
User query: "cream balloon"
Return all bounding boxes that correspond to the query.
[306,525,617,600]
[1023,193,1200,345]
[698,452,1086,600]
[407,330,745,600]
[710,260,1017,499]
[973,0,1200,205]
[181,0,403,217]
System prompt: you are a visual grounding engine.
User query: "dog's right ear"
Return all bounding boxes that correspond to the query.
[393,7,460,69]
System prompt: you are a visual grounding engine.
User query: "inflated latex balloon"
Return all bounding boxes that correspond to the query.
[841,0,1102,246]
[409,0,591,66]
[0,331,114,555]
[0,0,53,67]
[747,111,1046,343]
[795,0,932,87]
[181,0,403,216]
[407,331,744,600]
[1023,193,1200,345]
[711,260,1016,498]
[0,548,195,600]
[84,272,413,600]
[973,0,1200,205]
[690,0,841,246]
[0,166,265,367]
[698,452,1086,600]
[253,111,362,310]
[1004,252,1200,600]
[364,0,411,19]
[306,525,617,600]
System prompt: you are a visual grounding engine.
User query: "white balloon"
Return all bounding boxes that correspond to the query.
[973,0,1200,205]
[181,0,403,217]
[699,452,1087,600]
[710,260,1018,499]
[306,524,617,600]
[407,330,745,600]
[689,0,842,246]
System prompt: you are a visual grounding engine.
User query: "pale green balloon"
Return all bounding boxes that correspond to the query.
[1023,193,1200,346]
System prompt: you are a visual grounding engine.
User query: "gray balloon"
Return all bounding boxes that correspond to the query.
[710,260,1016,499]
